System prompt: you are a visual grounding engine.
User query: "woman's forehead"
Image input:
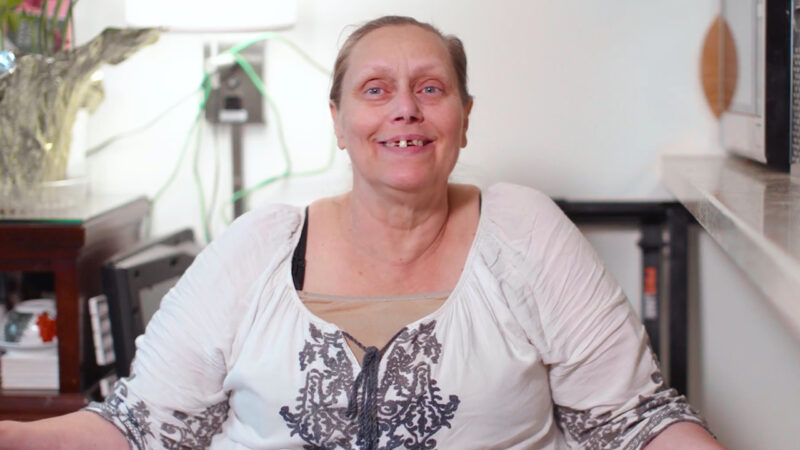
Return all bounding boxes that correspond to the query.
[348,60,452,81]
[345,26,454,79]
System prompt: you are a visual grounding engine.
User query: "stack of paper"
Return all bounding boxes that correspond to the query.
[0,348,59,389]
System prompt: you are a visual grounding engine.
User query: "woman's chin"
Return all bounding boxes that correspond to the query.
[352,163,453,194]
[372,174,447,193]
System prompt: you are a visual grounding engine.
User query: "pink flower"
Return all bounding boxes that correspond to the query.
[18,0,69,18]
[52,28,61,51]
[19,0,43,13]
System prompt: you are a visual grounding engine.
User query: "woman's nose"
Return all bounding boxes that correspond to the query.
[391,89,422,123]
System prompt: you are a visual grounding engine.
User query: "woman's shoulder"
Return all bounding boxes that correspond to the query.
[230,202,304,230]
[207,203,304,262]
[483,182,555,208]
[482,182,566,233]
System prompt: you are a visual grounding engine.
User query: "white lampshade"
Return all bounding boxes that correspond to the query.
[124,0,298,32]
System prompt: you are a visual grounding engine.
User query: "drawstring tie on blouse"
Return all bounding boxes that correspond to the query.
[343,329,406,450]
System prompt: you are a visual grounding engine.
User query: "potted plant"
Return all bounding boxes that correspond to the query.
[0,1,159,210]
[1,0,75,55]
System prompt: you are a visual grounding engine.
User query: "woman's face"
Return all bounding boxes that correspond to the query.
[331,24,472,194]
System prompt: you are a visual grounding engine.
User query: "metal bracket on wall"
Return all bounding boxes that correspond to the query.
[204,41,265,126]
[203,41,266,218]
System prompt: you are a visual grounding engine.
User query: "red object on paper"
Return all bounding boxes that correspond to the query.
[36,312,57,342]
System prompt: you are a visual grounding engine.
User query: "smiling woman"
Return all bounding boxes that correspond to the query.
[330,22,472,195]
[0,15,724,450]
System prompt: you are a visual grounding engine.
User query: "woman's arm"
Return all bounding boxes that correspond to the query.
[0,411,128,450]
[645,422,725,449]
[492,185,719,448]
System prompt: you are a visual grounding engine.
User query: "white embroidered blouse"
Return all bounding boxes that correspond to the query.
[86,183,707,449]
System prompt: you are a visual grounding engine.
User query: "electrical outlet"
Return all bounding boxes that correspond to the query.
[203,41,266,125]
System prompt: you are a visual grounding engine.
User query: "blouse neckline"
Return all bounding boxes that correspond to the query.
[297,290,452,302]
[282,188,489,353]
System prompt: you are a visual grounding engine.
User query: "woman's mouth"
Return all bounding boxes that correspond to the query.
[380,138,432,148]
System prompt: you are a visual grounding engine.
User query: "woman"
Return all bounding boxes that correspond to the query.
[0,16,723,449]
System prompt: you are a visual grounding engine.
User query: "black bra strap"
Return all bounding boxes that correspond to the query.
[291,207,309,290]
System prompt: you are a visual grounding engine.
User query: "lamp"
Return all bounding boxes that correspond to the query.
[124,0,298,33]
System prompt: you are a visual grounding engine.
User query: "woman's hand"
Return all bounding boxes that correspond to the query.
[0,411,128,450]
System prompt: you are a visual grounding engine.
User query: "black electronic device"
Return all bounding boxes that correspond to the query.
[101,229,199,377]
[720,0,799,174]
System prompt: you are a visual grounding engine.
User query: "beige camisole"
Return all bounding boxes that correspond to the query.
[298,291,449,361]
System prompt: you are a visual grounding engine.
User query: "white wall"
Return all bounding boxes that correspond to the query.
[690,231,800,450]
[73,0,725,239]
[70,1,799,447]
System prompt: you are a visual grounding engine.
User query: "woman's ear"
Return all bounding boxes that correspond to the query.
[460,99,473,148]
[329,101,346,149]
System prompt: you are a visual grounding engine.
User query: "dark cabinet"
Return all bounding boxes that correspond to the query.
[0,197,150,420]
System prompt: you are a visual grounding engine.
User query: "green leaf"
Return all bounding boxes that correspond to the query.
[3,0,24,10]
[50,0,63,38]
[39,0,48,54]
[1,0,26,50]
[29,12,36,51]
[7,9,19,33]
[57,0,73,51]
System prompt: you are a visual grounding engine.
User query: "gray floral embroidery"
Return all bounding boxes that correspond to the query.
[160,401,231,449]
[375,321,459,449]
[86,374,151,450]
[280,323,358,449]
[554,367,709,450]
[280,321,460,449]
[84,373,230,450]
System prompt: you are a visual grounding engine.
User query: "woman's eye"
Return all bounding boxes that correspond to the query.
[421,86,440,94]
[366,87,383,95]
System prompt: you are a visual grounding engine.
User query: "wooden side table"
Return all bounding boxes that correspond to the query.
[0,196,150,420]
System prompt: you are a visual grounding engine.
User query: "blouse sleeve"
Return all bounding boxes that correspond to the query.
[491,184,710,449]
[83,206,300,450]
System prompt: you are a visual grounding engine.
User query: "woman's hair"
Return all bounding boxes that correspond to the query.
[329,16,473,108]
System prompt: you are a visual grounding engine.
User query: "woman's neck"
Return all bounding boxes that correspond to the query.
[340,181,453,267]
[305,182,480,296]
